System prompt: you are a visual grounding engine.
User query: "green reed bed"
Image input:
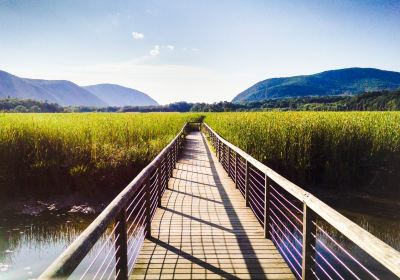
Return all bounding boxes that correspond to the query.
[204,112,400,196]
[0,113,201,197]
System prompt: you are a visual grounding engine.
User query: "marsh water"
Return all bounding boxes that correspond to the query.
[0,194,398,280]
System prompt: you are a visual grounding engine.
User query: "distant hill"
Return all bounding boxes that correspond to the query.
[232,68,400,102]
[84,84,158,107]
[0,70,106,107]
[0,70,158,107]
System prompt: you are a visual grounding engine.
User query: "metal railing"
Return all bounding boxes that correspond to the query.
[38,123,191,280]
[203,123,400,280]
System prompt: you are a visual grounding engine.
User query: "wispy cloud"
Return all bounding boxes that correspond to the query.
[150,45,160,56]
[149,45,175,56]
[183,47,200,52]
[132,32,144,39]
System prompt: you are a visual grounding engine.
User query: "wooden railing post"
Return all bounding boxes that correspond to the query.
[170,147,174,177]
[174,141,178,165]
[173,142,176,167]
[220,141,223,163]
[115,207,128,280]
[157,164,162,207]
[264,175,270,239]
[245,160,250,207]
[227,147,231,177]
[145,179,151,238]
[218,140,222,162]
[302,203,316,279]
[235,152,238,188]
[168,148,172,179]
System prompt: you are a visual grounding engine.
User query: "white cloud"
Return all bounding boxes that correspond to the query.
[150,45,160,56]
[165,45,175,51]
[132,32,144,39]
[182,47,199,52]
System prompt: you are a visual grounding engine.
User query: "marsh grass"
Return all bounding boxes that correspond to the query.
[0,113,201,197]
[204,112,400,196]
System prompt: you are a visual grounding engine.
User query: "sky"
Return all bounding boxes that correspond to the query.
[0,0,399,104]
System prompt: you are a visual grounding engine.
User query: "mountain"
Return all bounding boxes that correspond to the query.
[0,70,159,107]
[232,68,400,102]
[84,84,158,107]
[0,70,106,107]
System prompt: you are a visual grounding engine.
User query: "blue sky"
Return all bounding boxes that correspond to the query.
[0,0,399,104]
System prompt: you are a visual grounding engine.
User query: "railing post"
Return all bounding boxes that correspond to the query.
[170,147,174,177]
[173,142,176,167]
[218,140,221,161]
[264,175,270,239]
[235,152,238,188]
[115,207,128,280]
[245,160,250,207]
[174,141,178,165]
[167,149,171,179]
[302,203,316,279]
[212,133,215,148]
[220,141,223,163]
[164,151,168,190]
[145,179,151,238]
[157,164,162,207]
[227,147,231,177]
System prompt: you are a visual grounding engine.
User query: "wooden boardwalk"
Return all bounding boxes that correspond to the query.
[131,132,295,280]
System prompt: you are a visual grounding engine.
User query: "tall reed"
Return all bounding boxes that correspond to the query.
[204,112,400,196]
[0,113,201,197]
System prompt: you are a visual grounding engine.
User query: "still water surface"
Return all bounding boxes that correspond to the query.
[0,200,398,279]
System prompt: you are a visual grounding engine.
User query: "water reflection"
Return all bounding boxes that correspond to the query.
[270,215,399,280]
[0,201,398,279]
[0,210,94,280]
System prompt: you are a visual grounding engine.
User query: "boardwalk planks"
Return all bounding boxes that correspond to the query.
[131,132,295,280]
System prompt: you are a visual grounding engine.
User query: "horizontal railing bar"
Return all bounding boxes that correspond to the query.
[106,256,120,280]
[248,204,263,225]
[311,244,346,280]
[311,255,334,280]
[270,192,303,224]
[270,200,303,229]
[270,231,302,279]
[313,224,380,280]
[272,225,302,259]
[203,122,400,277]
[270,184,303,214]
[79,222,120,280]
[312,237,361,280]
[126,188,145,213]
[270,215,303,247]
[248,192,264,211]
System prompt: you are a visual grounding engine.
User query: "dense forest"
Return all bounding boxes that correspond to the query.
[192,90,400,111]
[1,90,399,113]
[0,98,63,112]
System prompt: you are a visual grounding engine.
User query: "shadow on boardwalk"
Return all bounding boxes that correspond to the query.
[131,132,294,280]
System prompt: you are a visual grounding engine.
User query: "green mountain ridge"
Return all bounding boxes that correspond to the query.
[232,68,400,102]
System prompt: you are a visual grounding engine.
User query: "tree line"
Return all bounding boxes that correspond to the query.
[1,90,399,113]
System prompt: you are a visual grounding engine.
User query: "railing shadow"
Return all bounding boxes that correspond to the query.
[146,237,240,279]
[199,132,268,280]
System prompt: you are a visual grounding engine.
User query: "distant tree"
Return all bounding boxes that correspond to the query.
[30,105,41,112]
[14,105,28,112]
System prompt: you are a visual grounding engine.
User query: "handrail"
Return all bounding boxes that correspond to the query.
[203,122,400,279]
[38,123,190,280]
